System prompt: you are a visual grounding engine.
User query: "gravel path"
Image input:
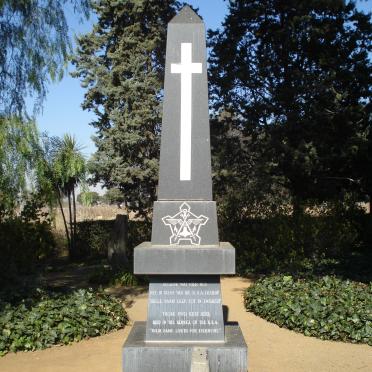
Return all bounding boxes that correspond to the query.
[0,277,371,372]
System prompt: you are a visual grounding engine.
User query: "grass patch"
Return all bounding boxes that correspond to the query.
[0,288,127,355]
[244,275,371,345]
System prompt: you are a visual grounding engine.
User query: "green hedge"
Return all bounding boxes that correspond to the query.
[0,289,128,355]
[75,220,114,258]
[0,198,56,284]
[220,213,363,274]
[244,275,372,345]
[75,219,151,259]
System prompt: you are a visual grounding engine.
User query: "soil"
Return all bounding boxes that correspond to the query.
[0,277,371,372]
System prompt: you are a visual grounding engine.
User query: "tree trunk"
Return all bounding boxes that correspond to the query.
[108,214,129,270]
[57,188,70,252]
[67,190,74,259]
[72,187,77,256]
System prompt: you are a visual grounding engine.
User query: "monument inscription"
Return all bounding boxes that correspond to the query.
[146,276,224,342]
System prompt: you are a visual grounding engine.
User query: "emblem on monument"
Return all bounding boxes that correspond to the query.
[162,202,208,245]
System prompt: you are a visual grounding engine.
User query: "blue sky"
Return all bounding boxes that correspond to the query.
[35,0,371,159]
[35,0,229,158]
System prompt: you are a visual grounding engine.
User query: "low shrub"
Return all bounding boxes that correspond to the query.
[112,271,140,286]
[75,220,114,258]
[221,213,362,275]
[244,275,372,345]
[88,266,114,285]
[0,197,55,285]
[0,288,128,355]
[127,220,151,250]
[89,267,144,287]
[75,219,151,260]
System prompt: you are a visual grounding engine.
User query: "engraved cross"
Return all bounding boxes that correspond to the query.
[171,43,202,181]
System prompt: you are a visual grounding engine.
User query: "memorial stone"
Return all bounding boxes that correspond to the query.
[123,6,248,372]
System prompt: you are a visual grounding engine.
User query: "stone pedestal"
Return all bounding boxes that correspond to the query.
[125,245,248,371]
[123,322,247,372]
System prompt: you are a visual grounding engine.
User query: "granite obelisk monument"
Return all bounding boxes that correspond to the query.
[123,6,247,371]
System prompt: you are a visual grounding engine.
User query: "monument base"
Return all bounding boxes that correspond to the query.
[122,322,248,372]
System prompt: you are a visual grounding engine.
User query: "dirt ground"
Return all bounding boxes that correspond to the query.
[0,277,371,372]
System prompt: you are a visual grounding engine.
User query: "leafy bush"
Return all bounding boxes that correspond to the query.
[0,197,55,284]
[0,288,128,355]
[221,212,362,275]
[88,266,114,285]
[75,219,151,260]
[89,267,144,287]
[113,271,140,286]
[244,275,372,345]
[75,220,114,258]
[127,220,151,251]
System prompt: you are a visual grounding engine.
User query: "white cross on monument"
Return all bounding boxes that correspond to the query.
[171,43,202,181]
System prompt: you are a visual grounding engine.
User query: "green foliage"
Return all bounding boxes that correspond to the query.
[0,288,127,355]
[244,275,372,345]
[52,135,86,193]
[75,220,114,258]
[88,266,114,285]
[89,267,142,287]
[0,195,55,285]
[50,134,86,258]
[102,188,125,207]
[126,219,152,254]
[73,0,182,216]
[209,0,372,209]
[77,191,100,206]
[0,0,89,115]
[223,209,363,275]
[113,271,140,286]
[75,219,151,260]
[0,117,41,213]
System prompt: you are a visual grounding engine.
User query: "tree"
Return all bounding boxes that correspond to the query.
[103,188,125,208]
[209,0,372,214]
[0,118,71,229]
[52,134,86,258]
[72,0,181,216]
[0,117,40,217]
[0,0,89,116]
[77,190,100,206]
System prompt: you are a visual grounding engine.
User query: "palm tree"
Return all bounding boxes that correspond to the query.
[52,134,86,258]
